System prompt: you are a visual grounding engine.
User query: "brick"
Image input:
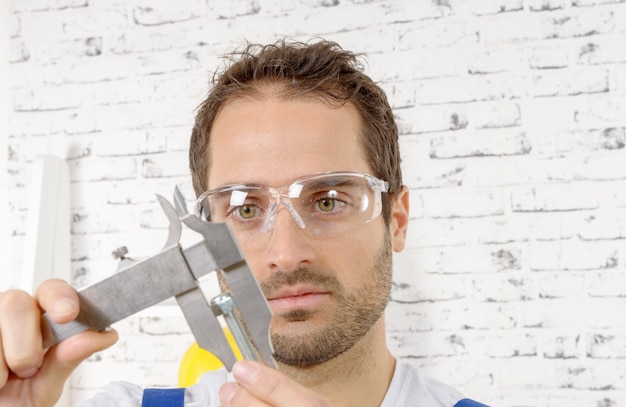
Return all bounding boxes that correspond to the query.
[468,46,526,74]
[206,0,262,18]
[555,361,626,390]
[540,9,617,39]
[68,156,137,182]
[9,11,21,38]
[574,96,626,127]
[439,302,519,330]
[572,153,626,181]
[472,276,537,302]
[379,81,416,110]
[11,0,87,12]
[531,66,609,97]
[391,275,467,303]
[533,127,626,154]
[521,299,626,329]
[385,301,435,333]
[414,244,522,274]
[588,270,626,297]
[401,160,466,190]
[528,0,570,11]
[132,1,203,26]
[111,335,192,363]
[480,12,543,43]
[406,101,521,134]
[522,97,579,130]
[70,203,150,235]
[598,180,626,208]
[24,36,103,63]
[165,126,194,152]
[9,38,29,63]
[528,41,574,69]
[397,20,478,50]
[473,215,533,244]
[415,72,524,105]
[141,152,189,179]
[587,333,626,358]
[430,129,531,158]
[536,272,586,299]
[19,8,129,39]
[463,157,573,187]
[542,332,582,358]
[573,0,626,6]
[389,331,469,358]
[373,49,466,83]
[469,331,537,357]
[578,210,626,240]
[404,217,477,247]
[578,34,626,64]
[461,0,524,15]
[421,188,505,218]
[529,240,620,271]
[615,64,626,94]
[93,130,167,157]
[12,86,82,112]
[510,183,599,212]
[400,134,465,188]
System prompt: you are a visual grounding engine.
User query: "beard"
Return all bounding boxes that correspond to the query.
[261,232,393,367]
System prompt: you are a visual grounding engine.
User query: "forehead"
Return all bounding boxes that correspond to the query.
[207,96,372,189]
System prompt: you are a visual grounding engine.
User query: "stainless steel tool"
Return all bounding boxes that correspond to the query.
[40,187,276,372]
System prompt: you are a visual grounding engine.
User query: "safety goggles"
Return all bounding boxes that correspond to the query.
[194,171,390,238]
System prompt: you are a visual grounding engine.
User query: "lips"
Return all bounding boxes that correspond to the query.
[267,285,330,313]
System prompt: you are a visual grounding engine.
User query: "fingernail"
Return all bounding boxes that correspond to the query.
[233,360,260,385]
[52,298,76,317]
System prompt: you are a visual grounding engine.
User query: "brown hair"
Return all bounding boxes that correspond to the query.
[189,39,402,224]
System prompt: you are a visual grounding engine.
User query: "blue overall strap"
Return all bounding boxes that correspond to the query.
[453,399,490,407]
[141,388,185,407]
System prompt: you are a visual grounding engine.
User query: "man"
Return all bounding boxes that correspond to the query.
[0,40,486,406]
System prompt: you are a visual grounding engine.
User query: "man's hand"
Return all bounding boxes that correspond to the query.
[219,360,331,407]
[0,279,118,407]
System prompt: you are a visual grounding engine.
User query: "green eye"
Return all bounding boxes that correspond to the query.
[238,205,257,219]
[317,198,336,212]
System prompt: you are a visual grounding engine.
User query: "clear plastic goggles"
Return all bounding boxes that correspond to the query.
[194,171,390,238]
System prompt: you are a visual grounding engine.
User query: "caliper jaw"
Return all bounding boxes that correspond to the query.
[41,189,276,372]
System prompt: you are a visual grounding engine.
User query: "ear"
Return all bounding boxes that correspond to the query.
[389,186,410,253]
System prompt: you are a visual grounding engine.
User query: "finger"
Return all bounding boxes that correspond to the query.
[219,382,244,406]
[231,360,329,407]
[35,279,80,324]
[0,334,8,388]
[0,290,45,377]
[34,328,118,401]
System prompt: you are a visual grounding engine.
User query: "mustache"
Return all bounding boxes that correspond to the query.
[260,268,342,297]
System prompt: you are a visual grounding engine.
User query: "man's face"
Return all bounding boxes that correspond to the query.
[207,93,406,367]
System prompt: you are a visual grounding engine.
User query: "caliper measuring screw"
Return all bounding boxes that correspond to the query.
[111,246,128,260]
[210,293,257,361]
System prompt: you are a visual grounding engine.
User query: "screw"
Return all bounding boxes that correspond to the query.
[210,293,257,361]
[111,246,128,260]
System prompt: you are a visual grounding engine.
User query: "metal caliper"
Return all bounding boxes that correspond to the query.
[40,187,276,371]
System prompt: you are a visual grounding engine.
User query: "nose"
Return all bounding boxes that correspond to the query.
[263,206,315,273]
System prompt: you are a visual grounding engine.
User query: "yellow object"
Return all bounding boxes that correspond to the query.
[178,327,242,387]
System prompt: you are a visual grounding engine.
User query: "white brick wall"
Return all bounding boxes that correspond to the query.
[4,0,626,405]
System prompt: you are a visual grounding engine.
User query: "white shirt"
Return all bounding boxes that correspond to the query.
[77,361,465,407]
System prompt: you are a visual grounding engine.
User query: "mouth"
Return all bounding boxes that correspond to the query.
[267,286,330,313]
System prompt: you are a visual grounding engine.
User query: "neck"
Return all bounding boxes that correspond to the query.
[278,316,396,407]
